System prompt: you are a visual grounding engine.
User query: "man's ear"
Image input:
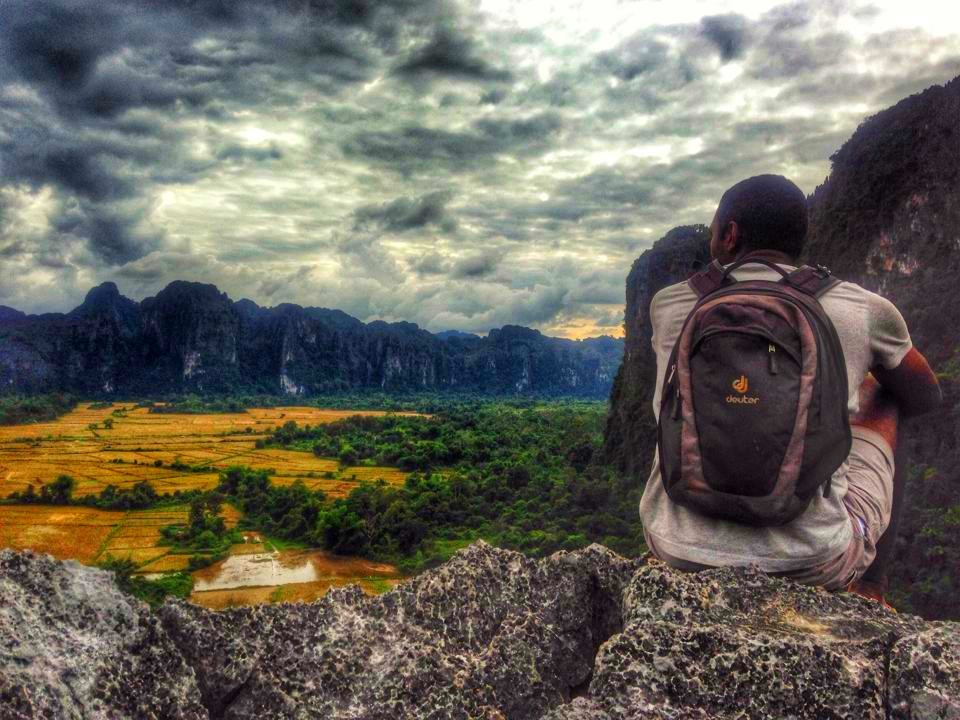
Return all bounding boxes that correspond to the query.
[723,220,740,256]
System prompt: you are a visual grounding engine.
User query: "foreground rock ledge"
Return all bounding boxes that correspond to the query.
[1,543,957,719]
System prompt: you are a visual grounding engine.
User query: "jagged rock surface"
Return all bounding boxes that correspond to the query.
[0,282,622,397]
[0,550,206,719]
[2,543,958,719]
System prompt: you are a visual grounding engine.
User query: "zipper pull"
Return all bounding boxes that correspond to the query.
[667,363,676,385]
[768,344,778,374]
[672,385,682,419]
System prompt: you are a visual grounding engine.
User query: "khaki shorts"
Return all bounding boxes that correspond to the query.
[647,426,895,591]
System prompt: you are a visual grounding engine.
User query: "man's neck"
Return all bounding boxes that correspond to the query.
[732,249,796,266]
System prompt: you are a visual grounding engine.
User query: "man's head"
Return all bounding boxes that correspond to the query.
[709,174,808,264]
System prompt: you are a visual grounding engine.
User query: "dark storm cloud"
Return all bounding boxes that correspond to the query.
[0,1,218,120]
[777,72,881,105]
[480,88,507,105]
[1,131,136,203]
[342,126,480,170]
[2,2,124,93]
[50,197,162,265]
[451,249,504,278]
[0,241,26,259]
[216,143,285,162]
[701,14,750,61]
[595,37,671,81]
[750,31,853,79]
[354,191,457,233]
[0,0,414,111]
[395,27,512,82]
[587,29,705,114]
[0,197,19,259]
[567,268,624,305]
[0,1,210,265]
[507,285,569,326]
[410,251,450,276]
[469,167,657,234]
[342,112,563,173]
[556,168,654,210]
[0,0,457,270]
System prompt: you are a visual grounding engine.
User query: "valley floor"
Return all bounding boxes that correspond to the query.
[0,402,413,605]
[0,403,412,499]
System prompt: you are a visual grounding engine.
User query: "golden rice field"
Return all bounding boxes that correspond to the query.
[0,402,415,591]
[0,403,413,500]
[0,503,235,566]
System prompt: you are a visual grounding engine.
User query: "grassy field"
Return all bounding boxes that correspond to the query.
[0,503,243,569]
[0,504,126,563]
[0,403,412,500]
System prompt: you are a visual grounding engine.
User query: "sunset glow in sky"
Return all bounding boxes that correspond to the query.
[1,0,958,338]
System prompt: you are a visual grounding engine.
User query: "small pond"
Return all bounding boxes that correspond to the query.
[186,548,401,609]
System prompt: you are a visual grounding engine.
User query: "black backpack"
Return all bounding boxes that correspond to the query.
[657,257,851,526]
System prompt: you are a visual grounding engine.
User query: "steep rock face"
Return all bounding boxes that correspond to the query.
[140,282,242,392]
[0,307,25,322]
[460,326,618,395]
[602,226,710,480]
[805,75,960,619]
[2,544,958,719]
[0,282,141,394]
[0,285,623,397]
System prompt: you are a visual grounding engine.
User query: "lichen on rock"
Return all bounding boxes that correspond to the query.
[1,543,958,719]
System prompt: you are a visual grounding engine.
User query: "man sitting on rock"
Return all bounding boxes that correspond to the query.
[640,174,942,605]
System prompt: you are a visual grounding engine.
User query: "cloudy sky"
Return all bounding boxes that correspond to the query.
[0,0,958,338]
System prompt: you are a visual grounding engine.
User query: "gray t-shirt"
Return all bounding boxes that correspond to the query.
[639,262,913,571]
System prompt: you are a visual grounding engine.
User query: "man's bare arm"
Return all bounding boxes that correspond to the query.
[871,347,942,418]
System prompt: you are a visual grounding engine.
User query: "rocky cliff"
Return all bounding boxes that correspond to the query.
[0,283,622,398]
[805,75,960,619]
[603,76,960,619]
[601,226,710,481]
[1,544,958,719]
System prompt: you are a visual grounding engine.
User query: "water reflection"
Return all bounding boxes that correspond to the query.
[191,548,398,592]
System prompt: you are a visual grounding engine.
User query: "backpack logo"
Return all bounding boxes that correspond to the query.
[727,375,758,405]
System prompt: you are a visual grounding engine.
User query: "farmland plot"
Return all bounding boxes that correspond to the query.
[1,404,416,603]
[0,503,244,571]
[0,404,412,499]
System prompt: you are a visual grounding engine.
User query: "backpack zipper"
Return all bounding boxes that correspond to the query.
[666,363,682,419]
[768,344,778,374]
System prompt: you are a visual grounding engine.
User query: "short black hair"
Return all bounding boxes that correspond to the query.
[716,174,808,258]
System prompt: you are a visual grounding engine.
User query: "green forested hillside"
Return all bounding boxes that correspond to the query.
[256,401,644,570]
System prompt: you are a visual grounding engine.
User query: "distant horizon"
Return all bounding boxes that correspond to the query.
[1,1,958,337]
[0,278,627,341]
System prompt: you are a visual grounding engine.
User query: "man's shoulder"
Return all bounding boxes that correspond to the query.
[650,279,698,318]
[824,278,904,316]
[648,272,905,324]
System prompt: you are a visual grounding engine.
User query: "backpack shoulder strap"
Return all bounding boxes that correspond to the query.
[687,259,731,298]
[786,265,842,298]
